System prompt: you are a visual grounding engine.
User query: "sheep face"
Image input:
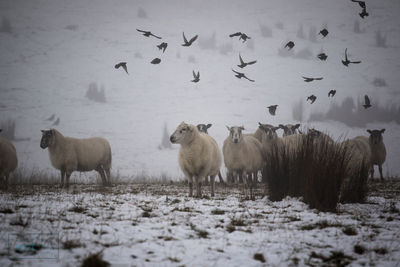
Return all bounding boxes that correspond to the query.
[279,124,300,136]
[196,124,212,134]
[226,126,244,144]
[260,125,279,140]
[170,122,194,144]
[367,129,385,145]
[40,129,55,149]
[307,128,321,139]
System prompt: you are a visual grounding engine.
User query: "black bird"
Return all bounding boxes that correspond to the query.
[307,95,317,104]
[46,114,55,121]
[302,76,323,82]
[191,71,200,83]
[351,0,366,8]
[52,118,60,126]
[319,28,329,37]
[359,6,369,18]
[157,42,168,53]
[363,95,372,109]
[328,90,336,97]
[232,69,255,82]
[182,32,198,47]
[284,41,295,50]
[150,58,161,64]
[229,32,251,43]
[267,105,278,116]
[237,54,257,68]
[317,53,328,61]
[342,48,361,66]
[115,62,128,74]
[136,29,161,39]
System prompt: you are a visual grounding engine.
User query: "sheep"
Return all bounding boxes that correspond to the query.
[342,136,372,178]
[223,126,264,197]
[40,129,112,188]
[0,129,18,190]
[279,124,300,137]
[366,129,386,180]
[259,124,284,158]
[170,122,222,197]
[196,123,224,184]
[253,122,274,142]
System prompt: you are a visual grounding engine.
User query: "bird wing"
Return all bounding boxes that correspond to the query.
[315,77,323,80]
[136,29,146,33]
[182,32,188,43]
[229,32,242,37]
[192,70,196,78]
[197,71,200,79]
[232,69,241,75]
[364,95,370,105]
[239,54,245,65]
[122,64,129,74]
[247,60,257,65]
[351,60,361,64]
[244,75,254,82]
[151,33,162,39]
[302,76,311,81]
[189,35,198,44]
[344,48,348,61]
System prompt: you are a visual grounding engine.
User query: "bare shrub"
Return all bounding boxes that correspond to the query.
[86,82,106,103]
[259,24,272,38]
[375,30,387,48]
[0,119,16,140]
[0,17,12,34]
[340,160,369,203]
[137,7,147,19]
[198,32,216,50]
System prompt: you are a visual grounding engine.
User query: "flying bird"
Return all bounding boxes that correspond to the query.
[307,95,317,104]
[232,69,255,82]
[136,29,161,39]
[52,118,60,126]
[229,32,251,42]
[267,105,278,116]
[157,42,168,53]
[237,54,257,68]
[182,32,198,46]
[150,58,161,64]
[46,114,55,121]
[191,71,200,83]
[363,95,372,109]
[359,6,369,18]
[342,48,361,66]
[328,90,336,97]
[319,28,329,38]
[115,62,128,74]
[351,0,366,8]
[317,53,328,61]
[284,41,295,50]
[302,76,323,82]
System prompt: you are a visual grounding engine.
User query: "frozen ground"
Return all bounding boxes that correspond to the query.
[1,0,400,181]
[0,181,399,266]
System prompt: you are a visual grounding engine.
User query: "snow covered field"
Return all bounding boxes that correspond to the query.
[0,182,400,266]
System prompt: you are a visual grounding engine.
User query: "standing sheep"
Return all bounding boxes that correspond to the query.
[0,129,18,190]
[40,129,112,188]
[223,126,264,197]
[367,129,386,180]
[170,122,222,197]
[279,124,301,137]
[342,136,372,178]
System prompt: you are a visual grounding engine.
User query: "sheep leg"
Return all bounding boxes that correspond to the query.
[96,167,108,186]
[65,171,72,188]
[210,175,216,197]
[195,176,202,198]
[379,165,384,180]
[60,170,65,188]
[5,174,9,190]
[217,171,224,184]
[242,171,248,198]
[187,176,193,197]
[370,166,375,180]
[105,168,112,186]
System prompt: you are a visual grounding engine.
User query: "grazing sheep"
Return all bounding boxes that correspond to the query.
[223,126,264,197]
[196,123,224,184]
[0,129,18,190]
[40,129,112,188]
[279,124,300,137]
[367,129,386,180]
[170,122,222,197]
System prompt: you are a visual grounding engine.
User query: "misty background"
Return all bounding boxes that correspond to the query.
[1,0,399,180]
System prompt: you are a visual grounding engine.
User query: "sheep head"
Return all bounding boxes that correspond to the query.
[367,129,385,145]
[196,123,212,134]
[279,124,300,136]
[40,129,55,149]
[260,124,279,140]
[170,122,195,144]
[226,126,244,144]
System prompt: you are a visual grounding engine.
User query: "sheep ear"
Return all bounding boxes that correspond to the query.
[207,124,212,129]
[240,126,245,131]
[226,126,231,131]
[295,124,301,129]
[380,129,385,134]
[278,124,285,129]
[367,129,372,134]
[41,130,45,133]
[273,127,280,132]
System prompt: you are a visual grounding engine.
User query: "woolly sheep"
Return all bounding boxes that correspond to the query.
[40,129,112,188]
[367,129,386,180]
[170,122,222,197]
[0,129,18,190]
[259,125,284,159]
[196,123,224,184]
[223,126,264,194]
[279,124,300,137]
[342,136,372,177]
[253,122,274,142]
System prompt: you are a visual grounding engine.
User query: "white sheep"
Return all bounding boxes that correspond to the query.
[342,136,372,178]
[223,126,264,196]
[366,129,386,180]
[253,122,274,142]
[40,129,112,188]
[279,124,301,137]
[0,129,18,190]
[170,122,222,197]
